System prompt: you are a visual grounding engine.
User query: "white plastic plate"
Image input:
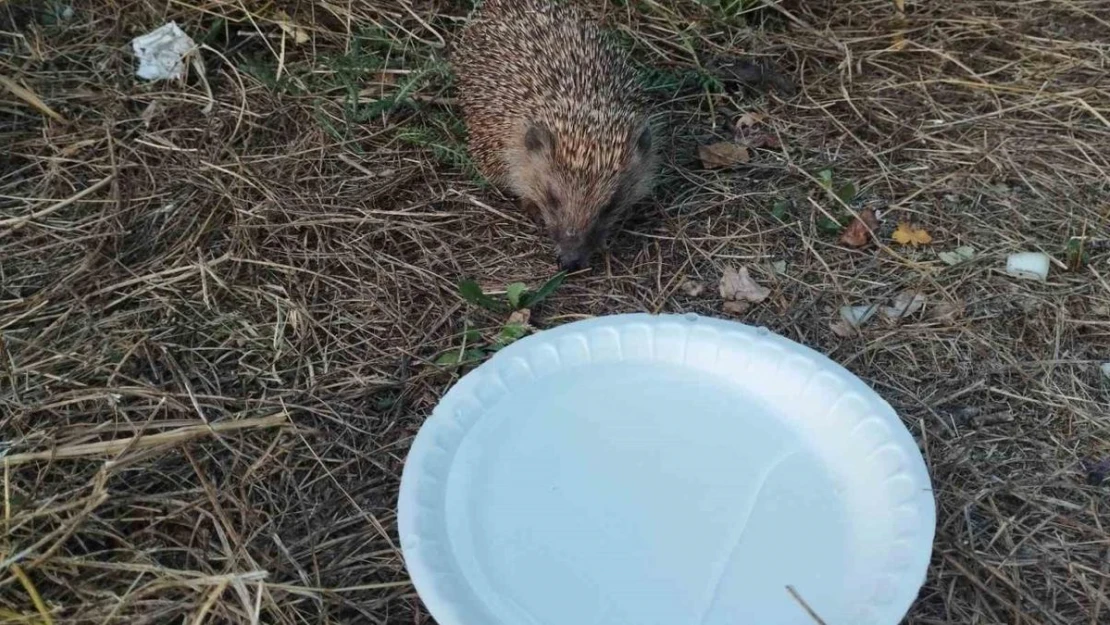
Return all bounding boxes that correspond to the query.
[399,313,935,625]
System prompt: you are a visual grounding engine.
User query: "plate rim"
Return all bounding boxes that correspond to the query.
[398,312,937,625]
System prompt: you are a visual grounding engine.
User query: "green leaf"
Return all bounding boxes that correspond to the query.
[435,348,487,367]
[494,322,529,349]
[506,283,527,309]
[520,272,567,308]
[463,349,487,363]
[817,214,844,235]
[435,351,463,366]
[1065,238,1089,271]
[770,200,790,222]
[463,327,482,343]
[835,182,857,205]
[817,169,834,190]
[458,279,504,312]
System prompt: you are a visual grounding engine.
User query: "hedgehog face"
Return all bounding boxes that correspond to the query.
[513,122,656,271]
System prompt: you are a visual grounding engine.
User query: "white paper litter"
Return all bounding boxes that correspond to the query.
[131,22,196,81]
[1005,252,1051,281]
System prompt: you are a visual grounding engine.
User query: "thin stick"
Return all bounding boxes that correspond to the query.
[786,585,828,625]
[2,414,288,466]
[10,564,55,625]
[0,175,115,234]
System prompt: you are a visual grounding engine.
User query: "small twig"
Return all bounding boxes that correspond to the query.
[2,414,289,466]
[9,564,55,625]
[786,585,828,625]
[0,175,115,236]
[0,75,68,123]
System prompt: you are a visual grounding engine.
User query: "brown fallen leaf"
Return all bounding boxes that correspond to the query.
[680,279,705,297]
[699,142,750,169]
[275,9,311,44]
[723,301,750,315]
[830,319,856,338]
[839,209,879,248]
[720,266,770,304]
[928,300,965,323]
[882,291,927,321]
[507,308,531,327]
[736,112,766,128]
[893,222,933,246]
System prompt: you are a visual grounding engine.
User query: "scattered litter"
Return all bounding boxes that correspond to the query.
[680,279,705,297]
[839,208,879,248]
[938,245,975,266]
[772,260,788,275]
[719,265,770,315]
[1005,252,1050,281]
[699,142,750,169]
[892,222,933,246]
[882,291,927,320]
[131,22,196,81]
[1100,362,1110,381]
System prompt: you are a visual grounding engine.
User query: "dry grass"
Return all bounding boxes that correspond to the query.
[2,0,1109,623]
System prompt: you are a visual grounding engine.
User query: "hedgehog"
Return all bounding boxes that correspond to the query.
[451,0,658,271]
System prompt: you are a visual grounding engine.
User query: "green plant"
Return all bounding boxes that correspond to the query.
[813,169,859,234]
[457,273,567,314]
[435,273,568,368]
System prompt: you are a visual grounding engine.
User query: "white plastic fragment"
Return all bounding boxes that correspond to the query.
[1101,362,1110,381]
[1005,252,1051,281]
[131,22,196,81]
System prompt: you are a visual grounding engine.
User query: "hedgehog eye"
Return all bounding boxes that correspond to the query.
[545,187,561,209]
[525,124,555,155]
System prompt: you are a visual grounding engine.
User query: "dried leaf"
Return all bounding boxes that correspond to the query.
[938,246,975,266]
[719,266,770,304]
[507,308,531,327]
[892,222,933,246]
[275,10,310,44]
[747,133,781,149]
[928,300,965,323]
[840,304,880,328]
[882,291,927,320]
[839,208,879,248]
[736,112,766,128]
[830,319,857,338]
[699,142,750,169]
[723,301,750,315]
[680,280,705,297]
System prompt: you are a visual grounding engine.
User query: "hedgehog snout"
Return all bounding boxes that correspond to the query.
[557,248,589,272]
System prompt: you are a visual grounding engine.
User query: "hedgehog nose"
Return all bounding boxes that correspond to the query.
[557,252,587,272]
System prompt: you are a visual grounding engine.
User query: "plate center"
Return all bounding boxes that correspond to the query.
[445,361,854,625]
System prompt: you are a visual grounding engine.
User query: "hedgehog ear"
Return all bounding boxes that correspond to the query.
[524,124,555,155]
[634,125,653,158]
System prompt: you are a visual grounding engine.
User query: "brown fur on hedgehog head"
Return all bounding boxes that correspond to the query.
[505,118,657,272]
